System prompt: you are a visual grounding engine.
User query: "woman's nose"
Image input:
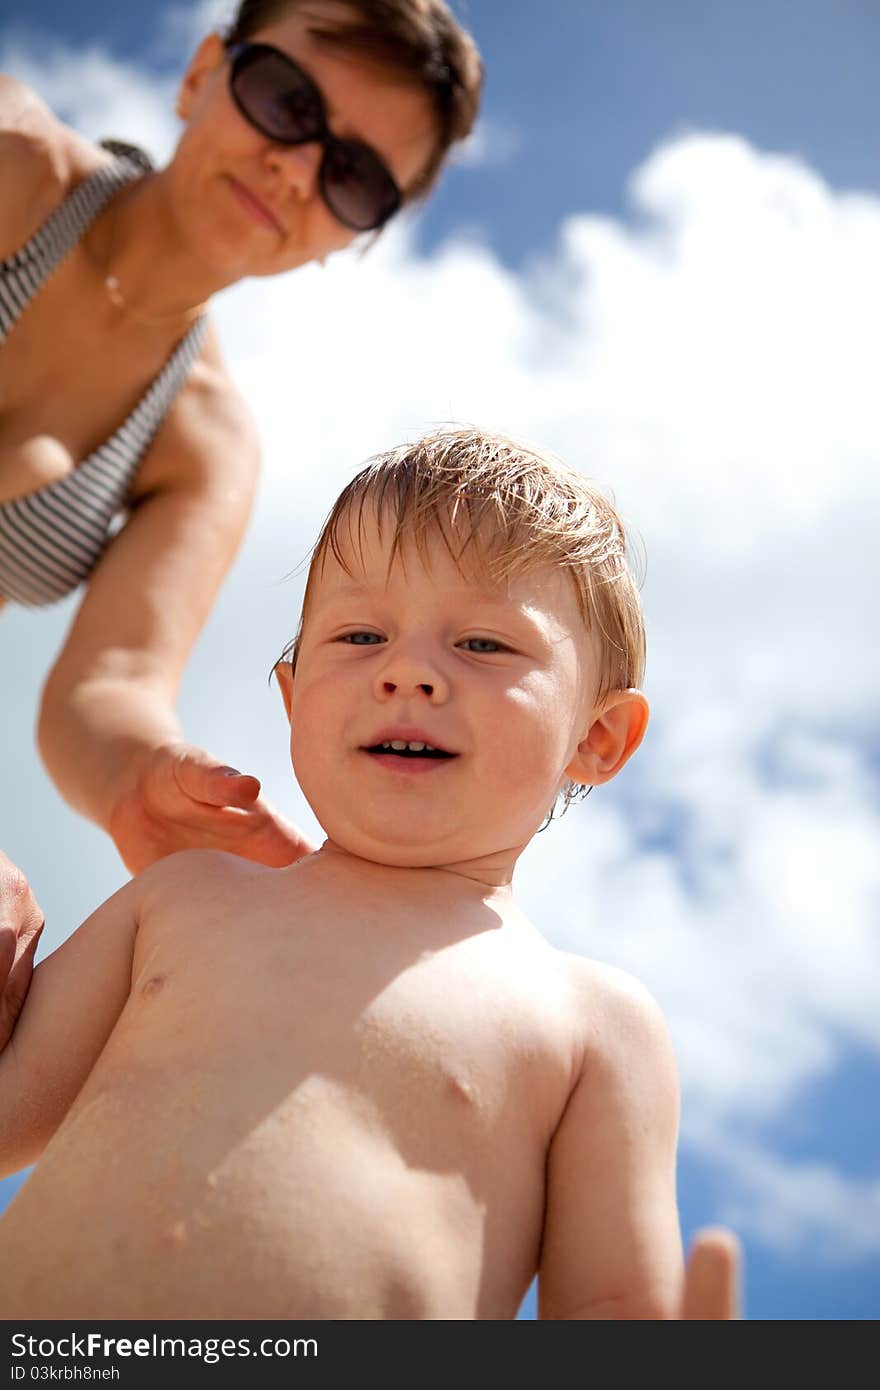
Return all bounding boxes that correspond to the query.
[265,140,323,201]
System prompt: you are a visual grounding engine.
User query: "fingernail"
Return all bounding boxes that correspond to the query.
[221,767,243,777]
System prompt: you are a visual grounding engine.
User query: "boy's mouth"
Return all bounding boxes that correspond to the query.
[359,731,458,771]
[364,739,455,760]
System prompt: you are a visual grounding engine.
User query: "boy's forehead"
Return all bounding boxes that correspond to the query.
[308,512,587,632]
[317,513,515,592]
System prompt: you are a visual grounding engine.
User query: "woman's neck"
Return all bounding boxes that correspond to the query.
[86,167,238,330]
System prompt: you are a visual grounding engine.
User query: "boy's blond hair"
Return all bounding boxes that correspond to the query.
[287,427,644,721]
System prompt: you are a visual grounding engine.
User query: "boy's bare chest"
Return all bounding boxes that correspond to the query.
[5,880,577,1317]
[116,897,576,1153]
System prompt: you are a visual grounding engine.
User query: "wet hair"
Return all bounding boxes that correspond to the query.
[224,0,483,198]
[281,427,646,819]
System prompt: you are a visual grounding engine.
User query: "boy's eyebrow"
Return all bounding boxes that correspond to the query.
[320,579,525,609]
[314,581,572,647]
[320,580,373,600]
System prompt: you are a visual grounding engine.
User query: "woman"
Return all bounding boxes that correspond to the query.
[0,0,483,892]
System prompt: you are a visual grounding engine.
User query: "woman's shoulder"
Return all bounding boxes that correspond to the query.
[178,337,262,481]
[0,74,108,258]
[134,325,263,499]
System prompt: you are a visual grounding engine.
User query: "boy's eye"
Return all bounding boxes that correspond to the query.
[339,631,383,645]
[459,637,508,654]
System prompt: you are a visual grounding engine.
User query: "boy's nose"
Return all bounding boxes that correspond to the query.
[373,650,449,703]
[381,678,434,696]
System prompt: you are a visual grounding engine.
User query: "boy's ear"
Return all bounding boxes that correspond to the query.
[176,34,225,120]
[274,660,294,723]
[566,690,650,788]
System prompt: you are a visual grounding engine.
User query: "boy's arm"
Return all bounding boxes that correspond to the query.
[0,873,144,1177]
[538,965,683,1320]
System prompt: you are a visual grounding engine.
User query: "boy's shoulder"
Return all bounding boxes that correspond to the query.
[120,851,285,962]
[553,948,677,1081]
[131,849,276,914]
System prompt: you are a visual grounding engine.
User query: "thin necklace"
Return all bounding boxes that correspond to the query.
[103,267,208,330]
[101,185,208,331]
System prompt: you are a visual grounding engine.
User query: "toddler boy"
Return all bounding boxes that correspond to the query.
[0,428,736,1318]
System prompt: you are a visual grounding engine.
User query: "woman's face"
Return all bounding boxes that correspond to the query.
[171,4,439,278]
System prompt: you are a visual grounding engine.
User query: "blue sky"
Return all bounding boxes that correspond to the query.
[1,1,879,1321]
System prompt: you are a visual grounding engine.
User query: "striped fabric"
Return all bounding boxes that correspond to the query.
[0,146,208,607]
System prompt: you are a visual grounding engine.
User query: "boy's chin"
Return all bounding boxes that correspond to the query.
[323,833,465,870]
[317,827,524,880]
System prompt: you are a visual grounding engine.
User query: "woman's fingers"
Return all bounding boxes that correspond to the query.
[0,852,45,1049]
[212,803,315,867]
[0,853,44,956]
[0,926,15,984]
[682,1227,742,1320]
[170,749,262,809]
[109,744,316,870]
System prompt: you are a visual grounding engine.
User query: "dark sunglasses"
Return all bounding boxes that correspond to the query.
[226,41,402,233]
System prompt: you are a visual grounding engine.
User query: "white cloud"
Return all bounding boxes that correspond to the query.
[2,32,879,1264]
[691,1128,880,1263]
[453,115,524,170]
[156,0,236,59]
[0,35,179,163]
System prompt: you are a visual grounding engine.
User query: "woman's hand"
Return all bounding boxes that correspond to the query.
[107,743,316,873]
[0,851,45,1051]
[681,1227,742,1319]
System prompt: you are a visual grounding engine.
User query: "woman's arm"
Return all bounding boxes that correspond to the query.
[37,362,313,872]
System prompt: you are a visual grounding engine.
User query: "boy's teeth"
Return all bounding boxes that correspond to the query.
[382,740,433,752]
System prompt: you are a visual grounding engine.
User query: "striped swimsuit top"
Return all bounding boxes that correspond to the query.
[0,142,208,607]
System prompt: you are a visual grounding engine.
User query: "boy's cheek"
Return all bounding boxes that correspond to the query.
[489,727,564,792]
[288,670,336,722]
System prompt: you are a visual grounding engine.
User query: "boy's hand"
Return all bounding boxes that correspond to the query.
[108,743,316,873]
[0,852,45,1050]
[681,1228,742,1319]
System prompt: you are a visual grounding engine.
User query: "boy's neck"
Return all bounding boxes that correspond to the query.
[315,839,520,895]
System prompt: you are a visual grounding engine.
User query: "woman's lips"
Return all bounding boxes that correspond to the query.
[227,177,284,234]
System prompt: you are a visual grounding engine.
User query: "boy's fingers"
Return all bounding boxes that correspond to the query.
[682,1228,741,1320]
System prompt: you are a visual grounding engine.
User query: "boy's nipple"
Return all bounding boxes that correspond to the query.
[160,1220,188,1251]
[447,1074,476,1106]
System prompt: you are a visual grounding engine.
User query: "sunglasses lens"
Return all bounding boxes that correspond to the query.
[231,49,321,143]
[322,141,401,232]
[228,44,402,234]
